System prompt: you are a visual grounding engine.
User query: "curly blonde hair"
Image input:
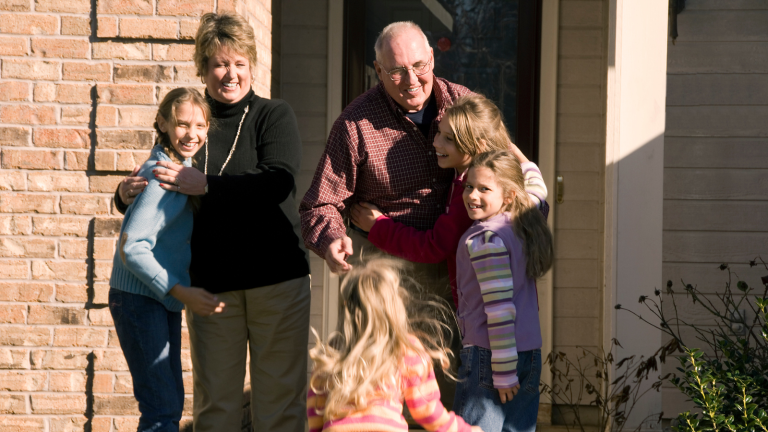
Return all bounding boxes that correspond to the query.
[194,12,258,79]
[308,258,453,420]
[444,94,513,157]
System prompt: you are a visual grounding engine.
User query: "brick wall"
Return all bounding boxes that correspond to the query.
[0,0,272,429]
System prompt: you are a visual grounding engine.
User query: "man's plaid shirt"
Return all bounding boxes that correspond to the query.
[299,77,472,257]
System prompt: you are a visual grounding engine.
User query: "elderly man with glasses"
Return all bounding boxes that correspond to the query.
[300,21,472,287]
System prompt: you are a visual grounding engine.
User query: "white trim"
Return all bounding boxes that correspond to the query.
[537,0,559,409]
[321,0,345,340]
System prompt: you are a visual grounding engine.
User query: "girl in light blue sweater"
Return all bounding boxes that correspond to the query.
[109,87,225,432]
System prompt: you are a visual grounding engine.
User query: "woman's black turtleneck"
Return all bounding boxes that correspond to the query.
[189,90,309,292]
[117,89,310,293]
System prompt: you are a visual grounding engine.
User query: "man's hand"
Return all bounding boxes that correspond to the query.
[498,384,520,404]
[325,236,353,274]
[169,285,226,317]
[154,161,207,196]
[350,202,383,232]
[118,165,148,205]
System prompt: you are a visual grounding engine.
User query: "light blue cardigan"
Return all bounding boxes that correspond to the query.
[109,145,192,312]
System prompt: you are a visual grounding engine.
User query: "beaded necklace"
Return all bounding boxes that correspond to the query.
[204,105,250,176]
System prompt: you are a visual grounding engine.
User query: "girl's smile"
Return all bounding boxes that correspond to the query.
[158,101,209,159]
[463,166,514,221]
[433,118,472,171]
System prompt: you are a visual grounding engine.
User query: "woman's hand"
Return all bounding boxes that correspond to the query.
[498,384,520,404]
[470,426,485,432]
[153,161,208,195]
[350,202,383,232]
[169,284,226,317]
[118,165,148,205]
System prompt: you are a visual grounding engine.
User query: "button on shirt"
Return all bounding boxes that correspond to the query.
[300,77,472,257]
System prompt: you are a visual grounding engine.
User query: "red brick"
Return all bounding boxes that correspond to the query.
[3,149,61,169]
[0,105,57,125]
[0,81,30,102]
[61,16,90,36]
[0,304,26,323]
[93,216,121,236]
[0,371,46,391]
[94,237,118,260]
[94,150,115,171]
[0,237,56,258]
[61,194,111,215]
[0,395,26,414]
[114,373,132,393]
[91,417,112,432]
[0,35,28,55]
[0,170,25,190]
[96,16,117,38]
[94,261,111,281]
[55,283,88,302]
[32,37,90,59]
[92,41,150,60]
[114,418,139,431]
[31,349,89,370]
[179,19,198,39]
[95,105,117,127]
[37,83,93,104]
[0,13,57,34]
[0,126,30,146]
[94,349,128,371]
[53,328,108,347]
[0,348,29,369]
[94,282,109,304]
[117,106,156,126]
[88,307,113,326]
[32,216,89,236]
[173,64,198,83]
[49,416,89,432]
[157,84,205,102]
[93,394,138,415]
[28,305,86,325]
[0,259,28,278]
[34,128,90,148]
[63,62,111,82]
[0,281,53,301]
[120,17,178,39]
[0,0,31,11]
[58,238,86,258]
[92,372,113,393]
[116,150,150,170]
[97,84,154,105]
[217,0,236,12]
[107,329,119,347]
[0,326,50,346]
[0,416,45,431]
[96,129,154,150]
[64,150,89,170]
[32,261,88,281]
[28,172,88,192]
[49,371,86,392]
[35,0,90,13]
[97,0,152,14]
[114,64,172,83]
[89,175,123,193]
[61,106,91,125]
[30,394,87,414]
[0,193,57,213]
[152,43,195,61]
[157,0,213,17]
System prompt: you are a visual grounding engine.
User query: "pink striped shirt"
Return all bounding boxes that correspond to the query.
[307,340,471,432]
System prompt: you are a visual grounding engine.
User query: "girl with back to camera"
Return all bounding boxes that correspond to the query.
[455,150,554,432]
[350,94,548,307]
[307,258,483,432]
[108,88,225,432]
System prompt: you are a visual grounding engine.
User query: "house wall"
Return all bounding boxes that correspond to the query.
[662,0,768,416]
[0,0,272,429]
[551,0,608,401]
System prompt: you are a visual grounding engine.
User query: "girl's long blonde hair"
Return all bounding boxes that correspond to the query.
[444,94,512,157]
[470,150,554,279]
[309,258,453,420]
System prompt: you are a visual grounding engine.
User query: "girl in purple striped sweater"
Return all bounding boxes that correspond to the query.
[454,150,554,432]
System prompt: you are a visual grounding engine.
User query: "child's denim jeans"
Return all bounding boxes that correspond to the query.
[453,346,541,432]
[109,288,184,432]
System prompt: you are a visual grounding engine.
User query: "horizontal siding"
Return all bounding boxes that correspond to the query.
[685,0,768,10]
[675,10,768,42]
[664,168,768,200]
[665,137,768,168]
[667,42,768,73]
[667,74,768,106]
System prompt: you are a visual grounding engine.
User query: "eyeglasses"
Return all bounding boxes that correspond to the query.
[383,58,433,82]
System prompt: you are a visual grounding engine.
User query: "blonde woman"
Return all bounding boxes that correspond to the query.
[307,258,482,432]
[114,13,310,432]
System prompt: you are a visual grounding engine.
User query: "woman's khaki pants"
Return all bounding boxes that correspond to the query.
[186,275,311,432]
